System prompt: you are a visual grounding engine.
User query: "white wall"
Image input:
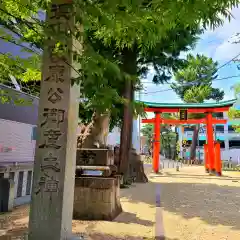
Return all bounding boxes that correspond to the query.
[0,119,36,163]
[221,149,240,162]
[107,127,121,146]
[132,117,141,154]
[1,166,34,207]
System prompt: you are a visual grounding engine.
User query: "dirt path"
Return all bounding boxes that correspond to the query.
[1,166,240,239]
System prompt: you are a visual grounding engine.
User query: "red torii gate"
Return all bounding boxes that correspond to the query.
[140,99,236,176]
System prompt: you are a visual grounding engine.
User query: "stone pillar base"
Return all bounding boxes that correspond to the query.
[73,177,122,220]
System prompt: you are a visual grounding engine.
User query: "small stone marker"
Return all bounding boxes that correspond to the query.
[76,148,114,166]
[28,1,80,239]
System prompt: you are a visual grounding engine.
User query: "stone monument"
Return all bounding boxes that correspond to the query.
[74,147,122,220]
[28,1,80,239]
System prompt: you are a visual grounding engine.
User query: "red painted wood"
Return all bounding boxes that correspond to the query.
[144,107,230,113]
[214,142,221,175]
[142,118,227,124]
[153,113,161,173]
[206,113,215,173]
[204,144,209,171]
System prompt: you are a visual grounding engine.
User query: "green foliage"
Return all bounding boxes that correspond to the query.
[231,82,240,98]
[0,0,238,129]
[78,0,239,50]
[138,25,203,84]
[228,83,240,132]
[0,0,43,96]
[228,107,240,118]
[141,123,154,145]
[172,54,224,103]
[172,54,225,120]
[183,85,212,103]
[141,113,176,149]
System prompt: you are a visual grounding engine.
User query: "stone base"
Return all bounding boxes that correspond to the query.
[209,169,216,175]
[73,176,122,220]
[130,149,148,183]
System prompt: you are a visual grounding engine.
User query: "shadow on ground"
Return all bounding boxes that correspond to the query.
[88,232,179,240]
[0,206,154,239]
[121,175,240,231]
[2,169,240,239]
[163,172,240,181]
[114,212,153,226]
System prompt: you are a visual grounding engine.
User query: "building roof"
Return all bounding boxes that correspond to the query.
[139,99,237,109]
[0,84,39,125]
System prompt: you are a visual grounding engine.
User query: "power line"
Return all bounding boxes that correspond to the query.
[140,51,240,95]
[140,75,240,95]
[218,52,240,70]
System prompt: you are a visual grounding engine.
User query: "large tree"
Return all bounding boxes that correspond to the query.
[171,54,225,160]
[0,1,203,133]
[0,0,238,98]
[0,0,238,172]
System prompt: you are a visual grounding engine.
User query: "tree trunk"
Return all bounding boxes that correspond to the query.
[119,46,147,185]
[119,79,132,176]
[82,112,110,148]
[124,85,134,183]
[119,46,137,177]
[190,124,200,161]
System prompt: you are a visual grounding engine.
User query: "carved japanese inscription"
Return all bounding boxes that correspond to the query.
[50,3,71,20]
[35,174,59,195]
[48,87,63,104]
[44,65,65,83]
[48,3,71,36]
[35,151,61,194]
[76,149,114,166]
[39,129,62,149]
[79,150,97,165]
[41,108,65,127]
[41,153,60,172]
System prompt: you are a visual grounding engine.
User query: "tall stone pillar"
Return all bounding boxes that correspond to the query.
[28,1,80,239]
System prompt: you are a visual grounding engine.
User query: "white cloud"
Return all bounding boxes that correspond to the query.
[214,40,240,61]
[190,7,240,61]
[210,7,240,61]
[203,7,240,40]
[139,8,240,103]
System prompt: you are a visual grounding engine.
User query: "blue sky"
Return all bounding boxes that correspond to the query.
[139,7,240,104]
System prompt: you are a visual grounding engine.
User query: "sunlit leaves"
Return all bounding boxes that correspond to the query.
[0,0,239,128]
[171,54,224,103]
[183,85,212,103]
[228,83,240,132]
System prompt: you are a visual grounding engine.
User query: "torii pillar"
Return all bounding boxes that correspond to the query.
[206,112,215,174]
[153,112,161,173]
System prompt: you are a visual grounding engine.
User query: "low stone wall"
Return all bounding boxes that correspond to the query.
[73,176,122,220]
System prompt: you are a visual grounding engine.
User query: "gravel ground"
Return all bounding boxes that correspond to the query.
[1,166,240,240]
